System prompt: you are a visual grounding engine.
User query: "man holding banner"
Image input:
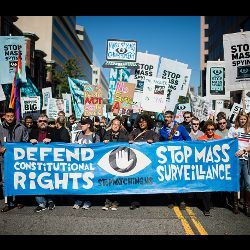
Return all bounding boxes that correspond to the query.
[29,114,56,212]
[160,110,191,210]
[0,108,29,212]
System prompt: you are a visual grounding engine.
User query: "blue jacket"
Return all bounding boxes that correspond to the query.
[160,121,191,141]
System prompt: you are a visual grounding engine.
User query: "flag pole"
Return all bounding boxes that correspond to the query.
[240,28,246,113]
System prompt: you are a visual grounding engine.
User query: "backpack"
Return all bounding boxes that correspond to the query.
[75,131,96,143]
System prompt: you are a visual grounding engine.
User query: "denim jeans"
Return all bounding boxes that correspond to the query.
[239,159,250,192]
[35,196,53,208]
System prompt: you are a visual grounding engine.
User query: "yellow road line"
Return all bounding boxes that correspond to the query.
[185,207,208,235]
[173,206,195,235]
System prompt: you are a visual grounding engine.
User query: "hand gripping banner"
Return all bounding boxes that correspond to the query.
[3,139,239,196]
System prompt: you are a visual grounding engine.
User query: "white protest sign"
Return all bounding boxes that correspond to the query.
[206,61,230,100]
[223,31,250,91]
[42,87,52,110]
[129,52,160,103]
[190,92,212,122]
[141,77,169,113]
[21,96,40,115]
[215,100,224,116]
[174,103,191,123]
[158,58,188,111]
[0,84,6,101]
[243,90,250,113]
[179,68,192,97]
[229,103,243,123]
[47,98,66,119]
[62,93,72,117]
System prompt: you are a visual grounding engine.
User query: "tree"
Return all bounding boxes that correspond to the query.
[52,58,84,97]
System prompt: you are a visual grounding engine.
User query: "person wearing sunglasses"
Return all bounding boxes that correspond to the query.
[198,120,222,216]
[215,117,229,139]
[29,114,56,213]
[180,111,193,133]
[189,117,204,140]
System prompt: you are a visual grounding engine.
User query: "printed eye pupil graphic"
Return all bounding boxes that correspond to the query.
[213,69,222,75]
[240,68,248,74]
[116,47,127,54]
[109,147,137,173]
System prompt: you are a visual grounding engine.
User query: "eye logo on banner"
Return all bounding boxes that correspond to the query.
[98,147,151,176]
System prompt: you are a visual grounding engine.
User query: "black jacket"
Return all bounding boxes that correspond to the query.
[103,129,129,142]
[29,127,56,142]
[128,128,160,142]
[54,127,71,143]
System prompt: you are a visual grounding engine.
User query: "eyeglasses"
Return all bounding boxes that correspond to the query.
[38,120,48,123]
[219,122,226,125]
[192,123,199,125]
[206,128,215,131]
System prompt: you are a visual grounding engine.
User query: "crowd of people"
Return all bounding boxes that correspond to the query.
[0,108,249,217]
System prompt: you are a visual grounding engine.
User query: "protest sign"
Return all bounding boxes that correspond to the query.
[21,96,41,115]
[84,85,103,116]
[158,58,188,111]
[108,68,130,104]
[47,98,66,119]
[223,31,250,90]
[68,77,88,119]
[229,103,243,123]
[141,77,169,113]
[190,92,212,122]
[179,68,192,97]
[62,93,72,117]
[42,87,52,110]
[0,36,26,84]
[129,52,160,104]
[112,82,135,111]
[206,61,230,100]
[174,103,191,123]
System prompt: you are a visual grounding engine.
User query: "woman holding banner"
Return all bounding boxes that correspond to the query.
[72,117,100,210]
[229,111,250,217]
[128,114,159,209]
[198,120,222,216]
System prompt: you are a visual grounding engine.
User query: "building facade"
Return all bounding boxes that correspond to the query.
[0,16,48,113]
[91,65,109,99]
[200,16,250,100]
[15,16,93,92]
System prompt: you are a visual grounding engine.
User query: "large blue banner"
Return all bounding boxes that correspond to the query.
[0,36,26,84]
[3,139,239,196]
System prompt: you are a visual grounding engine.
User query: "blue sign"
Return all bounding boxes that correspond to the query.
[0,36,26,84]
[68,77,89,119]
[3,138,239,196]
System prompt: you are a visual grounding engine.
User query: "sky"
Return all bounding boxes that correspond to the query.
[76,16,200,94]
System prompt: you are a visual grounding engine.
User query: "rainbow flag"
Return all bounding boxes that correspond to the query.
[9,51,22,121]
